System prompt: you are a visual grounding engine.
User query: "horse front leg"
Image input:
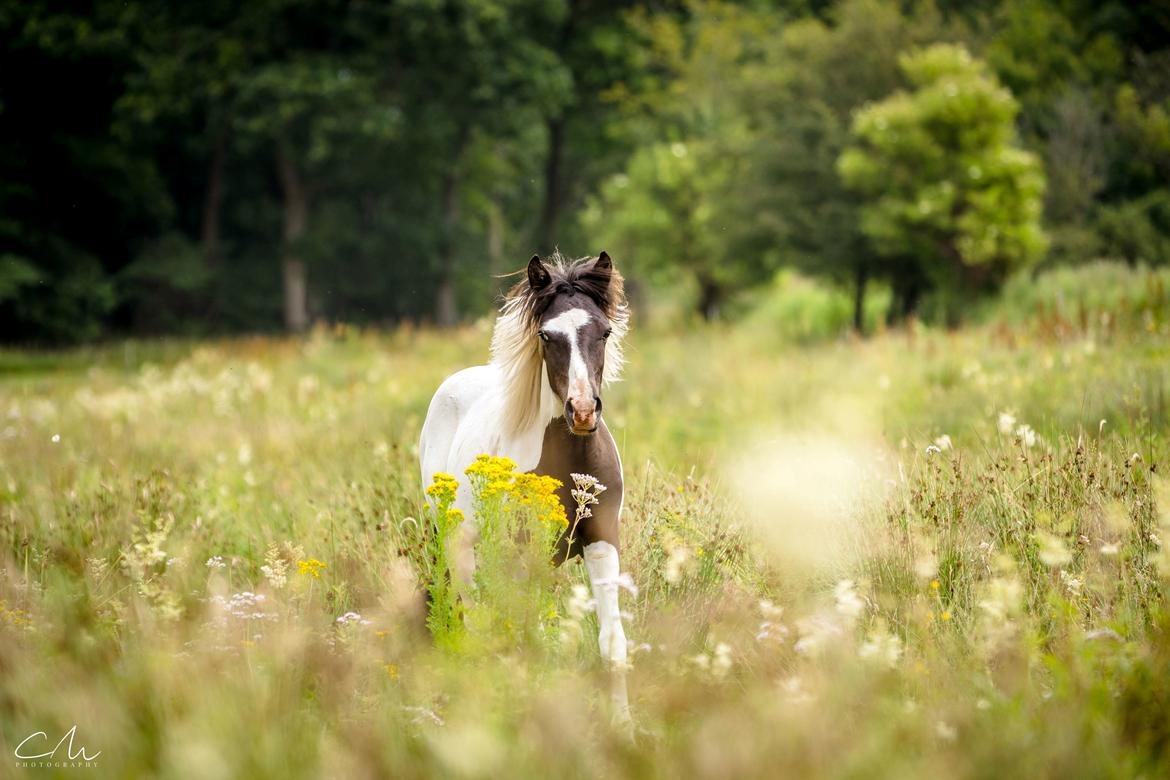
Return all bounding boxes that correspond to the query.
[584,540,631,724]
[448,487,479,608]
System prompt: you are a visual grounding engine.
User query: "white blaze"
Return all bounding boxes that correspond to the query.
[543,307,595,402]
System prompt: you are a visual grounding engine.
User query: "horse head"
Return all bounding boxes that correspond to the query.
[527,252,622,435]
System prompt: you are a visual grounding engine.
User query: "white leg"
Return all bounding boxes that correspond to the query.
[450,523,477,591]
[448,488,478,595]
[584,541,631,724]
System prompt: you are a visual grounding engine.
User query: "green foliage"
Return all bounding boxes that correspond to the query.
[117,233,214,333]
[992,260,1170,335]
[839,44,1048,317]
[745,270,891,344]
[585,1,782,319]
[4,0,1170,339]
[1,252,116,343]
[585,139,760,319]
[1096,191,1170,268]
[418,474,465,647]
[0,255,41,303]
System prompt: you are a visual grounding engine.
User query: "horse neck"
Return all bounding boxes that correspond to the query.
[494,362,561,454]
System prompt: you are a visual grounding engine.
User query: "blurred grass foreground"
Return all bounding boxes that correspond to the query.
[3,271,1170,777]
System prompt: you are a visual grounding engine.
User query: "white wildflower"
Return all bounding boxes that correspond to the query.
[712,642,733,677]
[615,572,638,597]
[664,546,690,585]
[206,555,226,570]
[834,579,864,620]
[780,676,813,704]
[998,411,1017,434]
[566,583,596,620]
[1016,424,1038,448]
[1059,570,1083,596]
[337,611,372,627]
[914,552,939,579]
[756,620,790,643]
[794,614,844,656]
[858,629,902,668]
[1037,531,1072,567]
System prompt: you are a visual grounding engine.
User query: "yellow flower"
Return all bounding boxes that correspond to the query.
[941,611,953,621]
[425,472,459,505]
[297,559,327,579]
[930,580,940,590]
[464,455,567,528]
[446,507,465,526]
[384,663,399,680]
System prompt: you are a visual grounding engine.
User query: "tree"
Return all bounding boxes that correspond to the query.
[583,1,781,319]
[838,44,1047,321]
[735,0,945,330]
[387,0,566,326]
[584,138,764,320]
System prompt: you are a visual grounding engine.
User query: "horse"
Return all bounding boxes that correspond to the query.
[418,251,632,718]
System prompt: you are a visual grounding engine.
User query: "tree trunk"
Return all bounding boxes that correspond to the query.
[201,130,227,270]
[535,116,565,253]
[435,166,461,327]
[534,1,579,254]
[276,145,309,333]
[697,276,721,321]
[487,198,505,277]
[852,263,868,335]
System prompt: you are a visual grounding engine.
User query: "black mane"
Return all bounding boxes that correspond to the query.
[505,252,626,325]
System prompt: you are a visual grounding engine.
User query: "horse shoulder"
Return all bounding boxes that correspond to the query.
[420,364,497,483]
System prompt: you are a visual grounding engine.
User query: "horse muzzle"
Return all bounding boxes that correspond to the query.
[566,395,601,435]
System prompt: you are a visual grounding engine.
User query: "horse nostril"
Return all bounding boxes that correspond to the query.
[594,396,602,414]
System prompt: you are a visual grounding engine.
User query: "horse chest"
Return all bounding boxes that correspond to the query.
[534,418,624,555]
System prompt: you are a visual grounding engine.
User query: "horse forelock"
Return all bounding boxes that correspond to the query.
[490,251,629,433]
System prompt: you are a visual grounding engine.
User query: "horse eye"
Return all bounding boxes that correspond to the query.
[538,331,549,343]
[602,328,613,339]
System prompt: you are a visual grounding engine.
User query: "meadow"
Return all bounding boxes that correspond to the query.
[2,283,1169,778]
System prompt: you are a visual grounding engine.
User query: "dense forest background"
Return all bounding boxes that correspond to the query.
[1,0,1167,343]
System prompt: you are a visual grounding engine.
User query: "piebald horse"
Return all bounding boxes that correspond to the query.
[419,251,631,717]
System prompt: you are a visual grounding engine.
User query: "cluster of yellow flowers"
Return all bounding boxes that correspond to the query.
[424,472,464,527]
[465,454,567,529]
[424,472,458,506]
[0,600,31,629]
[510,472,568,529]
[297,558,328,579]
[464,454,518,500]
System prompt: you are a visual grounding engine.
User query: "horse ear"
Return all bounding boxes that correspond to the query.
[595,251,612,271]
[527,255,551,290]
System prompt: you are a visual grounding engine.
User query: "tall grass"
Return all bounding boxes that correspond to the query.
[1,316,1168,777]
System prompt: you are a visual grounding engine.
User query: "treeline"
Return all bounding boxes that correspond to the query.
[1,0,1167,343]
